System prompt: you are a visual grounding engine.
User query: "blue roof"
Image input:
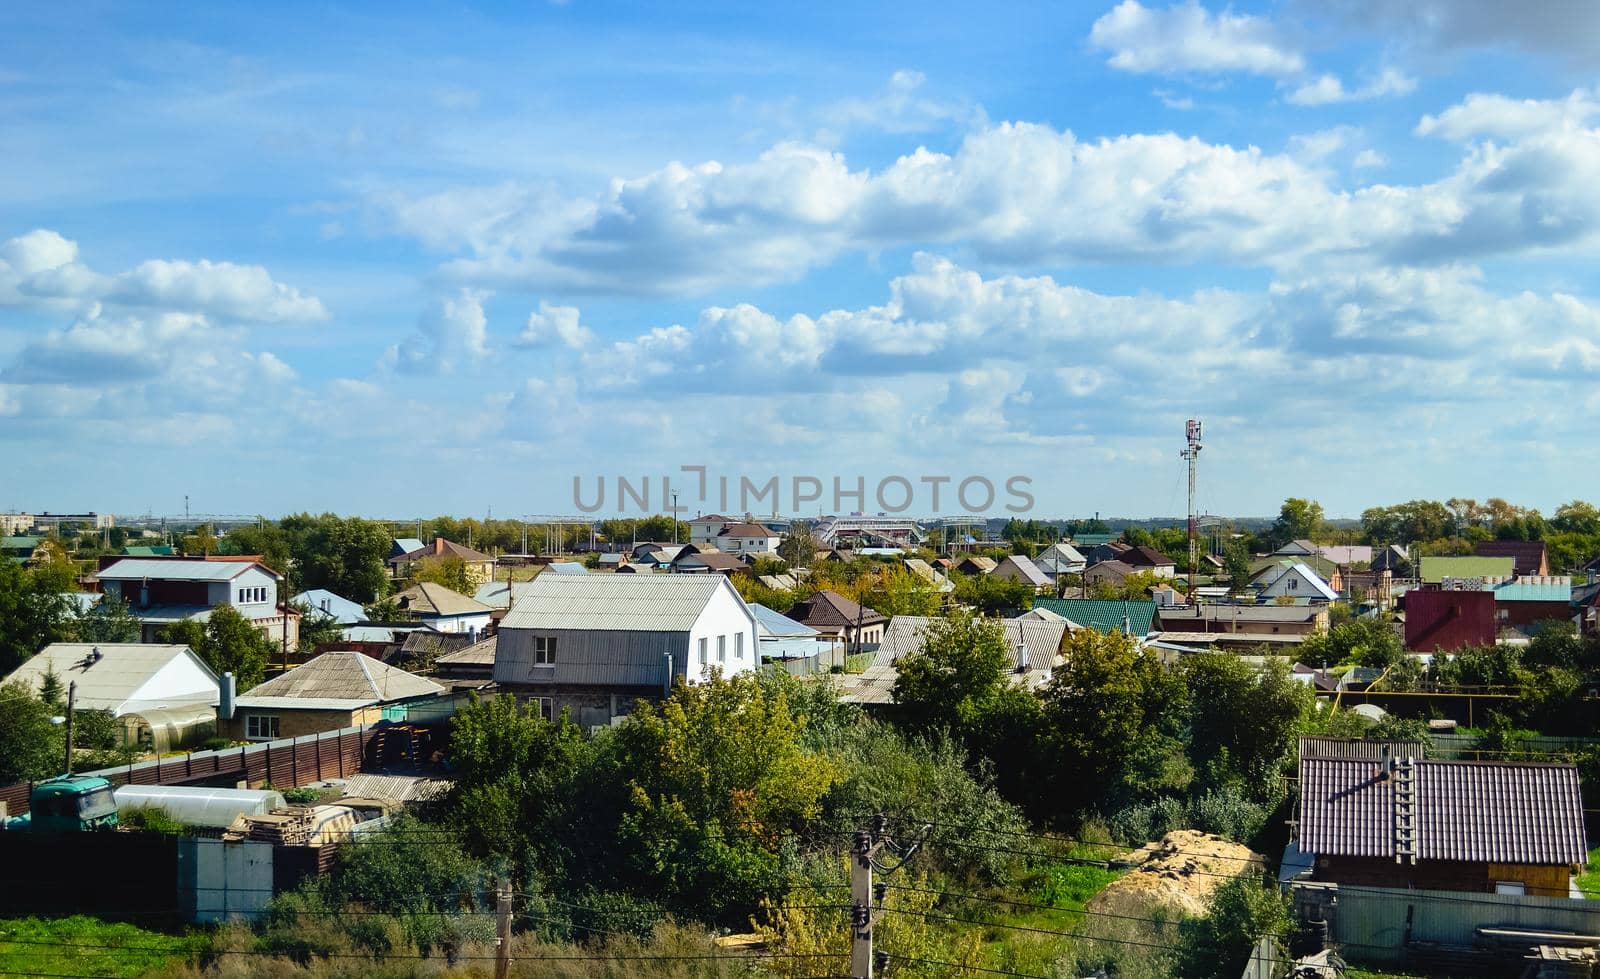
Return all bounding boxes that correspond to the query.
[391,538,425,557]
[1032,598,1156,636]
[545,562,588,574]
[1491,579,1572,603]
[748,602,821,637]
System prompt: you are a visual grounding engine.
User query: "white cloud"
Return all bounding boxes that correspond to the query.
[1417,89,1600,141]
[1287,68,1416,106]
[515,300,595,350]
[384,288,492,374]
[5,308,213,384]
[1089,1,1304,77]
[1352,148,1387,169]
[819,69,985,138]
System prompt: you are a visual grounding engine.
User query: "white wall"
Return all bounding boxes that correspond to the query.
[686,580,759,681]
[123,651,221,713]
[428,611,493,635]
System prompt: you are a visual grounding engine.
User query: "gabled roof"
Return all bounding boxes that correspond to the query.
[874,615,1066,674]
[717,522,776,538]
[787,590,887,630]
[992,554,1051,588]
[293,589,365,624]
[436,634,498,667]
[748,602,821,638]
[121,545,175,557]
[391,538,425,557]
[1258,561,1339,601]
[544,562,588,574]
[1032,598,1156,636]
[955,556,997,573]
[1474,540,1547,576]
[1070,533,1119,548]
[501,573,738,632]
[1120,544,1175,568]
[473,579,541,609]
[692,514,734,524]
[99,558,272,582]
[5,643,218,712]
[674,550,746,572]
[392,581,492,617]
[391,538,492,565]
[1085,559,1136,580]
[1419,556,1516,583]
[237,651,442,707]
[1299,755,1586,865]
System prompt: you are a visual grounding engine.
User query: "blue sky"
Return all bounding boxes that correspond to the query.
[3,1,1599,520]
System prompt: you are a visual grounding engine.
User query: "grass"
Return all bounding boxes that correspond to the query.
[843,652,874,674]
[1579,846,1600,898]
[0,916,204,977]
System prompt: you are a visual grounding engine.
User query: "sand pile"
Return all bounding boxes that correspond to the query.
[1088,830,1265,918]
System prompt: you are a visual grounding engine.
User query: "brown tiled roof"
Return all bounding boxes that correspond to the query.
[675,551,746,572]
[786,589,886,630]
[1120,544,1175,568]
[1299,755,1586,865]
[717,522,776,538]
[1474,540,1547,576]
[393,537,493,565]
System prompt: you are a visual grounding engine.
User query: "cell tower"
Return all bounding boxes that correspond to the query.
[1182,419,1203,601]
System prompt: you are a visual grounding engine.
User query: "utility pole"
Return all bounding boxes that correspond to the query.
[62,681,77,775]
[672,492,679,545]
[494,878,512,979]
[851,817,886,979]
[1181,419,1203,604]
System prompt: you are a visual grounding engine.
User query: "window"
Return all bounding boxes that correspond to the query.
[533,697,554,721]
[1287,577,1298,592]
[699,637,708,665]
[735,632,744,660]
[533,636,557,665]
[246,715,280,740]
[717,635,726,662]
[1494,881,1525,896]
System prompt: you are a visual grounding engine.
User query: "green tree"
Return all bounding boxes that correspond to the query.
[0,557,74,672]
[778,525,818,568]
[1042,630,1169,807]
[1551,500,1600,536]
[1175,875,1293,979]
[1183,653,1312,795]
[951,572,1034,614]
[161,606,274,689]
[294,605,347,652]
[0,681,65,783]
[409,555,472,594]
[859,567,940,617]
[72,597,142,644]
[1222,538,1253,594]
[1269,498,1324,548]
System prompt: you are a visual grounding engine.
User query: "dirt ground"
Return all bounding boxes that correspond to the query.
[1088,829,1266,918]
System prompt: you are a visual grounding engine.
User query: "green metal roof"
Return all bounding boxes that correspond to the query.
[1033,597,1156,635]
[121,545,175,556]
[2,536,41,550]
[1070,533,1119,548]
[1418,556,1515,583]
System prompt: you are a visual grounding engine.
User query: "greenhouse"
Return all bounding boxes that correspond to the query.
[112,786,286,829]
[117,703,217,754]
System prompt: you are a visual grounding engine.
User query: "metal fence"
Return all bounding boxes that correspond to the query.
[1294,881,1600,967]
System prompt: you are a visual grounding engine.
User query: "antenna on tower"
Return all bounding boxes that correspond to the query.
[1181,420,1203,603]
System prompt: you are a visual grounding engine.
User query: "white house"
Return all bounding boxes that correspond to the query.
[1256,561,1339,603]
[689,514,735,547]
[293,589,364,625]
[714,521,780,557]
[96,558,301,649]
[494,573,759,727]
[390,582,494,635]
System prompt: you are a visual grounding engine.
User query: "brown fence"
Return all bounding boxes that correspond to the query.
[0,724,383,817]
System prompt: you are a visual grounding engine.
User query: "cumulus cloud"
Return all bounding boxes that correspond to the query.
[515,300,594,350]
[1089,1,1304,76]
[384,289,492,374]
[1287,68,1416,106]
[4,308,211,384]
[1417,89,1600,141]
[0,229,327,323]
[818,70,985,138]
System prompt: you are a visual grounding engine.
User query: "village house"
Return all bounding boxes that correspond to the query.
[96,557,301,650]
[839,613,1068,706]
[1035,541,1087,578]
[388,537,496,587]
[292,589,365,625]
[389,582,494,636]
[1404,587,1497,651]
[713,521,780,557]
[494,573,759,727]
[1155,603,1328,636]
[785,589,886,648]
[991,554,1052,591]
[671,549,747,575]
[222,651,445,741]
[1418,555,1515,584]
[1032,597,1157,637]
[1489,576,1575,631]
[953,555,998,576]
[1255,560,1340,603]
[1475,540,1549,577]
[1118,544,1177,578]
[688,514,734,547]
[1297,738,1587,897]
[1082,559,1137,590]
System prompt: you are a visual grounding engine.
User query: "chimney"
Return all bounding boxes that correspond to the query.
[1015,641,1028,674]
[433,537,446,554]
[219,672,236,720]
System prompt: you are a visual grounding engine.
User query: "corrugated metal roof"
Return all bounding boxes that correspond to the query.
[1300,736,1427,761]
[1490,577,1572,602]
[99,558,261,582]
[1419,556,1516,583]
[545,562,588,575]
[436,634,497,666]
[392,581,492,617]
[748,602,820,638]
[1299,756,1587,865]
[240,651,442,704]
[993,555,1051,588]
[5,643,217,712]
[1032,598,1156,635]
[501,573,732,632]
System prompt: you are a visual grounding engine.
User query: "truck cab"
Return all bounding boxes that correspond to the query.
[27,776,120,832]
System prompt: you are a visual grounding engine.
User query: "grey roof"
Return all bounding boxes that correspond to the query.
[98,558,266,582]
[473,580,541,609]
[5,643,217,712]
[1158,604,1325,626]
[841,615,1068,705]
[1299,756,1586,865]
[1259,561,1339,601]
[545,562,589,575]
[392,581,492,617]
[749,602,820,638]
[992,554,1051,588]
[501,573,734,632]
[1299,736,1428,761]
[435,634,498,667]
[239,651,442,706]
[293,589,364,624]
[342,625,401,643]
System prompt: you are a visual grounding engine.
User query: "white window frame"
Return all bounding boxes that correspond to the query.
[533,697,554,721]
[246,714,280,740]
[699,637,708,665]
[717,635,726,663]
[533,636,557,665]
[1494,881,1525,895]
[735,632,744,660]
